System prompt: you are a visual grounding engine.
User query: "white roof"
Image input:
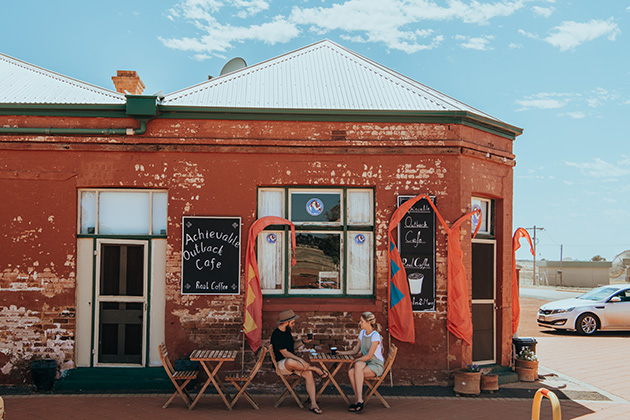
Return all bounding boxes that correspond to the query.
[0,53,125,105]
[163,39,500,121]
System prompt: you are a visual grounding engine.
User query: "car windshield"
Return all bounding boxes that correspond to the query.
[577,287,618,301]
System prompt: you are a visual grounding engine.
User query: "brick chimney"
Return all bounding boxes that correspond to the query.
[111,70,145,95]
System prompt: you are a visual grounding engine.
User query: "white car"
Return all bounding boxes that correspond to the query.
[537,285,630,335]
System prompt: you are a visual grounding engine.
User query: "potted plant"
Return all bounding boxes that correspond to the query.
[30,357,57,391]
[515,348,538,382]
[453,363,481,396]
[480,372,499,393]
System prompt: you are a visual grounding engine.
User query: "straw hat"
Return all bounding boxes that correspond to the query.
[277,309,300,324]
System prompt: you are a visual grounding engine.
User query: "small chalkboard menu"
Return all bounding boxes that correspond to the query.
[397,196,436,312]
[181,216,241,295]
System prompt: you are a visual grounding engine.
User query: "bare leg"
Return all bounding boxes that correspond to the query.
[285,359,321,411]
[352,362,376,403]
[301,370,320,409]
[348,366,359,402]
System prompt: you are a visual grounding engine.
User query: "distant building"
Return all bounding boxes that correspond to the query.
[538,261,613,288]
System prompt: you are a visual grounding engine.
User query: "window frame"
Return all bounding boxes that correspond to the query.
[258,186,375,297]
[77,189,168,238]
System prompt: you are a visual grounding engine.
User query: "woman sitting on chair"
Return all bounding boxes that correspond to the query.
[339,311,385,413]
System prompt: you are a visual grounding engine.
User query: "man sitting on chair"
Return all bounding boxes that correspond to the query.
[271,309,328,415]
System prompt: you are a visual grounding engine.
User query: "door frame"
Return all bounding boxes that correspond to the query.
[93,238,149,367]
[471,238,496,364]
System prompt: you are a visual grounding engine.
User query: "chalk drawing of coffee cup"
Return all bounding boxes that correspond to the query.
[408,272,424,295]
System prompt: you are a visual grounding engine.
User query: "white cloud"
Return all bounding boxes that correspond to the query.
[564,158,630,179]
[509,42,523,48]
[289,0,525,53]
[160,18,299,56]
[559,111,585,119]
[544,18,621,51]
[532,6,554,18]
[516,87,625,113]
[161,0,528,57]
[515,92,575,110]
[455,35,495,50]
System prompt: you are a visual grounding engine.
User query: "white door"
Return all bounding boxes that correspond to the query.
[94,239,148,366]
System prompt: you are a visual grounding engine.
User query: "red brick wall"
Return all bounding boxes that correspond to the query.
[0,115,515,385]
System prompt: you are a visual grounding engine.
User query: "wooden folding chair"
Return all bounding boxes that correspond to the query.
[158,343,199,409]
[224,346,267,409]
[267,343,305,408]
[364,343,398,408]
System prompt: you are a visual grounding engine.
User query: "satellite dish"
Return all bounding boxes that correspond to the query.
[220,57,247,76]
[609,250,630,279]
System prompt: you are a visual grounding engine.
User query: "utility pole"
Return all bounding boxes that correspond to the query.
[526,226,545,285]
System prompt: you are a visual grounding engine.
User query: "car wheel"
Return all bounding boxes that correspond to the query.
[576,313,599,335]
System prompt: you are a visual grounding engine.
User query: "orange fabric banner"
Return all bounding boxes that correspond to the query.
[243,216,296,351]
[512,228,535,335]
[387,194,480,346]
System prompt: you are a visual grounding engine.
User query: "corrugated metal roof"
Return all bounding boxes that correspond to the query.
[0,53,125,105]
[163,39,500,121]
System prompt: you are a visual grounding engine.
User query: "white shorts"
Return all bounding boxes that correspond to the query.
[276,358,293,376]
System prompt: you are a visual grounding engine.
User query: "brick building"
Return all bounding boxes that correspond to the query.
[0,40,522,387]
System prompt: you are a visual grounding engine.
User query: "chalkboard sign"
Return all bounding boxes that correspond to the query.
[397,196,436,312]
[181,216,241,295]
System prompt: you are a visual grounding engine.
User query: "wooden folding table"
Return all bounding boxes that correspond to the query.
[189,349,238,410]
[311,353,354,404]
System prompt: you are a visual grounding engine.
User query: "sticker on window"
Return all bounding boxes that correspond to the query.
[355,234,366,245]
[266,233,277,244]
[306,198,324,216]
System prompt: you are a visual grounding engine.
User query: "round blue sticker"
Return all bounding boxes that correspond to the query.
[355,234,366,245]
[266,233,277,244]
[306,198,324,216]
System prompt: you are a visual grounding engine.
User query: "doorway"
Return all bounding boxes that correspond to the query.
[95,240,148,365]
[471,239,496,363]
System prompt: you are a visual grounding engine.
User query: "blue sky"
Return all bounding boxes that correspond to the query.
[3,1,629,262]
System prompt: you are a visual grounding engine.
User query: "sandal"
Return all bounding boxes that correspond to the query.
[348,403,358,412]
[310,407,323,415]
[318,369,329,379]
[354,402,364,413]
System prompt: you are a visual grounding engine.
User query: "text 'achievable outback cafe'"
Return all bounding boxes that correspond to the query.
[0,40,522,388]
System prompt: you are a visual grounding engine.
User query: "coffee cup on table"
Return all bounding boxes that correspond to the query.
[330,346,337,355]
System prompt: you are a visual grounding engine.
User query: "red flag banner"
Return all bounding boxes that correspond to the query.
[388,194,480,345]
[445,210,481,346]
[512,228,535,335]
[243,216,296,351]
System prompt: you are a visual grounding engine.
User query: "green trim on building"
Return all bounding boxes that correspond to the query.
[0,97,523,140]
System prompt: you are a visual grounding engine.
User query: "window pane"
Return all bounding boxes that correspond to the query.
[471,198,489,234]
[259,231,285,291]
[347,190,372,225]
[80,191,96,234]
[291,233,341,290]
[99,192,150,235]
[290,191,341,223]
[259,189,284,217]
[152,192,168,235]
[347,232,373,294]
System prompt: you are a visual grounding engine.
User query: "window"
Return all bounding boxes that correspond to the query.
[471,197,493,236]
[79,189,167,236]
[258,188,373,296]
